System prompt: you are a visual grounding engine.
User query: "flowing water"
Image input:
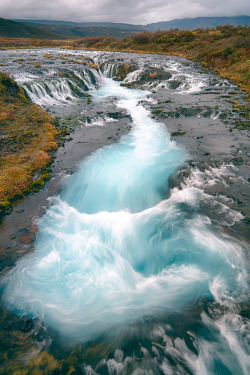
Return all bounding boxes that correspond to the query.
[0,49,249,374]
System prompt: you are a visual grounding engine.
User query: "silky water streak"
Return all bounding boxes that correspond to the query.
[2,78,248,348]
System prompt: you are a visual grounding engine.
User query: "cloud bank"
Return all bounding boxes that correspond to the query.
[1,0,250,24]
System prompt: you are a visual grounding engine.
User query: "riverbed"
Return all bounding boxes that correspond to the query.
[0,49,249,374]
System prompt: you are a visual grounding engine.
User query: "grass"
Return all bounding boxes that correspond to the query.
[0,72,60,214]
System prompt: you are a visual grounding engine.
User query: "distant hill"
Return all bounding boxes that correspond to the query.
[3,16,250,40]
[0,18,65,39]
[15,20,142,38]
[144,16,250,31]
[14,19,142,29]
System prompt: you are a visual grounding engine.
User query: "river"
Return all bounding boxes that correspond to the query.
[0,49,249,374]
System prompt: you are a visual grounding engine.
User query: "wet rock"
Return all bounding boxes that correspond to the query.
[30,224,38,233]
[108,112,132,121]
[204,183,227,197]
[200,109,213,117]
[171,131,186,136]
[17,227,36,244]
[16,208,25,213]
[21,233,35,244]
[152,108,164,115]
[178,107,202,117]
[231,156,244,165]
[120,81,136,88]
[168,80,182,89]
[0,255,15,272]
[137,67,172,82]
[168,168,191,189]
[113,63,138,81]
[107,112,123,119]
[19,317,35,332]
[34,326,48,341]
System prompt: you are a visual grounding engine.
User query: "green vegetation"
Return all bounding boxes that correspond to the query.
[74,25,250,96]
[0,72,60,214]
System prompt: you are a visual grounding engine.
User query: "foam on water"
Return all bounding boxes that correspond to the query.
[2,193,246,344]
[84,115,117,127]
[14,72,39,83]
[16,66,103,107]
[124,68,144,82]
[23,80,78,106]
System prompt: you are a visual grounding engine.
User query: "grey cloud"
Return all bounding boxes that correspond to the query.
[0,0,250,24]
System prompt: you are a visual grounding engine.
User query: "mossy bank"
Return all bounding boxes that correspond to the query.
[0,72,60,216]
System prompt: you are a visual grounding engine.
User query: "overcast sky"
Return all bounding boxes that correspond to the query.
[1,0,250,24]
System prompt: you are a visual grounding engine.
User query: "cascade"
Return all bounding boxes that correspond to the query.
[0,49,249,374]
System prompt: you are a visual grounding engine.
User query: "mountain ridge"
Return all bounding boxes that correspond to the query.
[1,16,250,39]
[14,15,250,32]
[145,16,250,31]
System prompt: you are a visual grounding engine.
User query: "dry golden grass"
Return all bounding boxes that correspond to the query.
[124,64,130,73]
[0,36,69,49]
[88,63,99,69]
[0,72,60,210]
